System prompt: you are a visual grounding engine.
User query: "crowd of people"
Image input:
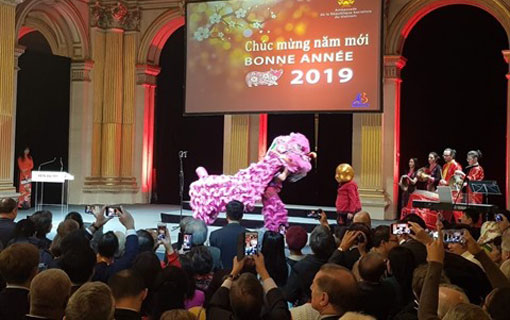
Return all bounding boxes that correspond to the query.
[1,196,510,320]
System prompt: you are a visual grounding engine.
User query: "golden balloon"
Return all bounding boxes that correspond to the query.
[335,163,354,183]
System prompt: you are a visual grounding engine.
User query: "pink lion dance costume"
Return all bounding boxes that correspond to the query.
[189,133,315,231]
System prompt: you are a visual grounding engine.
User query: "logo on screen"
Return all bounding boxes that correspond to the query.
[352,92,369,108]
[245,69,283,88]
[338,0,355,7]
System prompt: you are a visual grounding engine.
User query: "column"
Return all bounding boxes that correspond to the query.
[0,0,22,198]
[120,31,137,190]
[382,55,407,219]
[352,55,406,220]
[502,50,510,209]
[223,115,250,175]
[134,64,160,202]
[68,61,94,204]
[84,2,141,202]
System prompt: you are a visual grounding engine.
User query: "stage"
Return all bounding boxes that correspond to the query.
[16,203,394,252]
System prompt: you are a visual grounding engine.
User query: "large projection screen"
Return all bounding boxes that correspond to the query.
[185,0,382,114]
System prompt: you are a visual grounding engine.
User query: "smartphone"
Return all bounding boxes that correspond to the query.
[105,206,121,218]
[182,233,193,251]
[430,231,439,239]
[391,223,411,235]
[157,223,167,241]
[496,214,504,222]
[443,229,465,244]
[84,205,98,215]
[244,232,258,256]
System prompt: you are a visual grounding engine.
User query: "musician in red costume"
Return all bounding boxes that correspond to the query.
[335,163,362,226]
[439,148,462,186]
[17,147,34,209]
[455,150,485,204]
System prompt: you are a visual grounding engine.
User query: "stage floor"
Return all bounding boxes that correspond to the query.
[16,204,393,253]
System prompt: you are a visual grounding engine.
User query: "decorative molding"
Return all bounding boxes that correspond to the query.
[502,50,510,64]
[0,0,24,6]
[136,64,161,86]
[384,55,407,80]
[71,60,94,81]
[90,1,140,31]
[178,0,185,16]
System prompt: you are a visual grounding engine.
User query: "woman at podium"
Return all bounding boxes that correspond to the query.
[17,147,34,209]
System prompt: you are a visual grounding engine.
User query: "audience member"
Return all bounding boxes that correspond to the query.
[458,209,481,239]
[92,208,139,283]
[208,253,290,320]
[386,246,416,311]
[357,252,396,319]
[261,230,288,287]
[132,251,162,317]
[7,218,35,245]
[29,210,53,249]
[0,197,18,248]
[188,245,214,292]
[437,284,470,318]
[108,269,148,320]
[484,287,510,320]
[65,211,85,229]
[352,211,372,229]
[161,309,197,320]
[443,303,490,320]
[137,229,155,253]
[25,269,71,320]
[0,243,39,320]
[372,225,399,258]
[285,226,307,267]
[209,200,246,270]
[50,219,80,257]
[65,281,115,320]
[183,218,222,270]
[284,225,336,305]
[310,264,359,319]
[60,245,96,294]
[152,266,189,320]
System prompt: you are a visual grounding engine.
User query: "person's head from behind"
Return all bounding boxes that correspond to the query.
[183,218,208,246]
[12,218,36,241]
[30,210,53,239]
[373,225,398,257]
[443,303,490,320]
[285,225,307,254]
[98,231,119,259]
[108,269,147,312]
[65,211,84,229]
[309,226,336,260]
[459,209,480,227]
[65,281,115,320]
[61,246,96,286]
[388,246,416,301]
[0,243,39,286]
[52,219,80,256]
[160,309,197,320]
[188,245,213,275]
[438,284,469,318]
[152,266,189,320]
[30,269,71,319]
[353,211,371,229]
[358,252,386,283]
[484,287,510,320]
[261,231,287,287]
[132,251,162,290]
[0,197,17,219]
[226,200,244,222]
[230,273,264,320]
[412,264,450,301]
[310,264,359,316]
[60,230,90,255]
[402,214,427,230]
[137,229,155,253]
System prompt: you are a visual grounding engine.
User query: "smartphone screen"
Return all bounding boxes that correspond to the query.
[182,233,193,251]
[443,229,465,244]
[496,214,503,222]
[244,232,258,256]
[391,223,411,235]
[105,206,121,218]
[157,223,167,240]
[84,205,96,214]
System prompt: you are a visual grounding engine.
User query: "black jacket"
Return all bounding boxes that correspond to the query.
[283,254,328,305]
[209,223,246,270]
[0,287,29,320]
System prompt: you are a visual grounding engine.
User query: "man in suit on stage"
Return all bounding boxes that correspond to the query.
[209,200,246,270]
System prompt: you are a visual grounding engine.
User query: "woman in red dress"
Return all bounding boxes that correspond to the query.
[18,147,34,209]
